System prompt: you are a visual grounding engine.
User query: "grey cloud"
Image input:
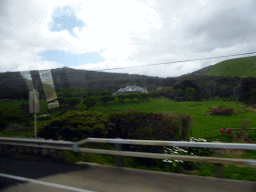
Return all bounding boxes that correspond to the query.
[189,7,256,51]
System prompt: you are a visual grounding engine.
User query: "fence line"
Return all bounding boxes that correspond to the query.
[1,137,256,178]
[78,138,256,150]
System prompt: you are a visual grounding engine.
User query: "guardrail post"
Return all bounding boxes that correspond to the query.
[114,138,123,167]
[214,147,224,178]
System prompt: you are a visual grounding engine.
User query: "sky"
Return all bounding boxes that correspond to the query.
[1,0,256,78]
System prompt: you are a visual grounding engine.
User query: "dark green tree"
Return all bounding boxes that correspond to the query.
[239,77,256,103]
[117,94,126,103]
[66,97,81,109]
[100,95,115,106]
[219,85,233,98]
[83,97,97,110]
[184,88,197,101]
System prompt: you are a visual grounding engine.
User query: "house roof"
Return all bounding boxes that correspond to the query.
[114,85,148,94]
[116,88,126,93]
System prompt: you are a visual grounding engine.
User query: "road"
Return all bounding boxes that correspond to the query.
[1,147,256,192]
[0,147,88,191]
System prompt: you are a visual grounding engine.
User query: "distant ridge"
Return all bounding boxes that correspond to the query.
[181,55,256,78]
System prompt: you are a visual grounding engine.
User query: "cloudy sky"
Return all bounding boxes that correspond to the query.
[1,0,256,78]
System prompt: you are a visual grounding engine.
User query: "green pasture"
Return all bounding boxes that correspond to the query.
[0,99,48,115]
[89,97,256,139]
[204,55,256,77]
[2,97,256,140]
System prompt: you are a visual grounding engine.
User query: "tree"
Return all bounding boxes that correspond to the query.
[57,97,66,107]
[66,97,81,109]
[126,93,139,100]
[100,95,115,106]
[83,96,97,110]
[176,88,184,97]
[159,87,176,99]
[185,88,197,101]
[239,77,256,103]
[219,85,233,98]
[117,94,126,103]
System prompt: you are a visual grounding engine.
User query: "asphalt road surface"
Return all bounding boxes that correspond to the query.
[0,147,88,191]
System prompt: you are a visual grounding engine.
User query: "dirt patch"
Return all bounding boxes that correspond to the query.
[221,149,245,157]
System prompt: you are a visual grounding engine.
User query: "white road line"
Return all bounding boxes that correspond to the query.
[0,173,95,192]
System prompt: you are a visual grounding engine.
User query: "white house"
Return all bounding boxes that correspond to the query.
[112,85,148,96]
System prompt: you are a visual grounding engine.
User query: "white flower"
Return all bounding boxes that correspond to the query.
[163,160,167,162]
[168,160,172,163]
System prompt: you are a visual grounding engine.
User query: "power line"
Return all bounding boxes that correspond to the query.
[98,51,256,71]
[0,51,256,79]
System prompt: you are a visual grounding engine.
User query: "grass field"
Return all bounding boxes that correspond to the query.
[204,55,256,77]
[2,97,256,140]
[0,99,48,116]
[87,97,256,139]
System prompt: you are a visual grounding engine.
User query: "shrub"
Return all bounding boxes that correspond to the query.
[65,97,81,109]
[38,110,113,141]
[184,88,197,101]
[206,104,235,115]
[117,94,126,103]
[107,110,193,142]
[158,87,175,99]
[151,91,160,98]
[83,96,97,110]
[176,88,184,97]
[99,95,115,106]
[126,93,139,100]
[180,114,194,140]
[162,137,213,173]
[57,97,66,107]
[138,93,151,102]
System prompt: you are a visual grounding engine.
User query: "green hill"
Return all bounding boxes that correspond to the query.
[186,55,256,78]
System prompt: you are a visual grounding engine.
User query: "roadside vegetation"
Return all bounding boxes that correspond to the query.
[2,77,256,182]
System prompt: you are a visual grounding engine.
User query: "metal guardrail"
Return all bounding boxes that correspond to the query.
[0,137,79,152]
[2,137,256,178]
[78,138,256,178]
[78,138,256,150]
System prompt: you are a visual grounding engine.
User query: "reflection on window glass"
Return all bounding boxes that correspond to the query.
[39,70,59,109]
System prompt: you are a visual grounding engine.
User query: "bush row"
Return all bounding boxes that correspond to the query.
[38,110,193,144]
[206,104,235,116]
[57,93,152,111]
